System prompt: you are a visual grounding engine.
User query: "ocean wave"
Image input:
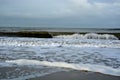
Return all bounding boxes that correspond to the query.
[55,33,118,40]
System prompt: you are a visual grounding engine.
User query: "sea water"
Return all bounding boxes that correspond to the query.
[0,32,120,80]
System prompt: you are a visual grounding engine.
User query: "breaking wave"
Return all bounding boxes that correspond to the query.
[55,33,118,40]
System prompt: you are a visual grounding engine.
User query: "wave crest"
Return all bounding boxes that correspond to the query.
[55,33,118,40]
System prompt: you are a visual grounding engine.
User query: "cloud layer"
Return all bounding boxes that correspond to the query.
[0,0,120,28]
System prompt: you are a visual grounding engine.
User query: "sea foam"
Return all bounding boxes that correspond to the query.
[0,35,120,79]
[0,37,120,48]
[55,33,118,40]
[6,59,120,76]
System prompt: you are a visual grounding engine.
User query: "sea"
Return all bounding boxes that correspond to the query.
[0,27,120,80]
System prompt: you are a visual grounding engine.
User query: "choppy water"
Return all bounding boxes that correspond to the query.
[0,33,120,80]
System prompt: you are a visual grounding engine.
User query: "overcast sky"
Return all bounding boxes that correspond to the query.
[0,0,120,28]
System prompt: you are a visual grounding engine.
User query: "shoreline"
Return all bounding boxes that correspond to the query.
[28,70,120,80]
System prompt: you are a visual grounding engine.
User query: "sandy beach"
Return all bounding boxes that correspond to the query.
[28,70,120,80]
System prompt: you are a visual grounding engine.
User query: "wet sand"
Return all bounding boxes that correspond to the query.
[28,70,120,80]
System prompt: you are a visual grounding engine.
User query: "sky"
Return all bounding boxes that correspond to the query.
[0,0,120,28]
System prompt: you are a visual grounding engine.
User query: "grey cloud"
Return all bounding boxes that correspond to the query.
[0,0,120,18]
[0,0,120,28]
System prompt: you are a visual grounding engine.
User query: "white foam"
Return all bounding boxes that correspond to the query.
[6,59,120,76]
[0,37,120,48]
[55,33,118,40]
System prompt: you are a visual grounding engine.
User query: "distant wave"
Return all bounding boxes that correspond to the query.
[55,33,118,40]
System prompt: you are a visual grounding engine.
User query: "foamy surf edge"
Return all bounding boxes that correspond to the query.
[6,59,120,76]
[55,33,118,40]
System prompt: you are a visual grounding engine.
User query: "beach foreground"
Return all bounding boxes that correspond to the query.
[28,70,120,80]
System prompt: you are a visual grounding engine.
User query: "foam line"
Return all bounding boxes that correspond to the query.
[0,37,120,48]
[6,59,120,76]
[55,33,118,40]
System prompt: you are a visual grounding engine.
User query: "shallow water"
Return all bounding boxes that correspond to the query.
[0,34,120,79]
